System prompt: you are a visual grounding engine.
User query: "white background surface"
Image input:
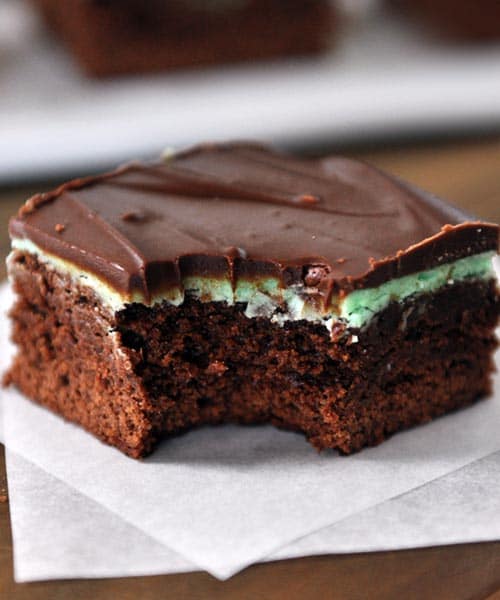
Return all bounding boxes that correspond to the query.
[1,2,500,182]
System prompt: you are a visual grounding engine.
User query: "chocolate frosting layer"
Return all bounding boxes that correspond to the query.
[9,142,499,305]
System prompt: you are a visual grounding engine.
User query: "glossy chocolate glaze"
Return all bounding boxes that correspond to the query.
[9,143,498,305]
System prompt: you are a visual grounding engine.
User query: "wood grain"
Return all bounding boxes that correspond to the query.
[1,138,499,599]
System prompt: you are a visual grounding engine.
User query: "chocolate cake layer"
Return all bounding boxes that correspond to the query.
[5,251,498,457]
[32,0,335,77]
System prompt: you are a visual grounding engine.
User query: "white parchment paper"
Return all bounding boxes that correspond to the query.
[6,447,500,583]
[1,282,500,580]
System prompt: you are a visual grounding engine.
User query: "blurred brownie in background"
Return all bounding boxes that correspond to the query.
[32,0,336,77]
[391,0,500,41]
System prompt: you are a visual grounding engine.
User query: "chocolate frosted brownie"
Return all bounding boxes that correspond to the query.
[32,0,335,77]
[5,143,499,457]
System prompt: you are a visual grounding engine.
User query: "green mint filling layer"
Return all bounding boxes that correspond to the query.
[183,251,496,329]
[10,239,496,330]
[341,251,496,329]
[182,276,282,304]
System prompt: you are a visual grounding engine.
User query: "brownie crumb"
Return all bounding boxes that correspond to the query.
[304,265,331,287]
[206,361,228,376]
[0,471,7,504]
[160,353,173,367]
[224,247,247,259]
[330,321,346,342]
[20,197,36,215]
[298,194,320,205]
[121,210,146,222]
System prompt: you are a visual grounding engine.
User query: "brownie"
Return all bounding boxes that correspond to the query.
[5,142,499,458]
[32,0,336,77]
[390,0,500,41]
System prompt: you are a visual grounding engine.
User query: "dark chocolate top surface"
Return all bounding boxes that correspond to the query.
[10,142,498,303]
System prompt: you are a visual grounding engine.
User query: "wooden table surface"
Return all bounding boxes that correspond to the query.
[1,138,500,600]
